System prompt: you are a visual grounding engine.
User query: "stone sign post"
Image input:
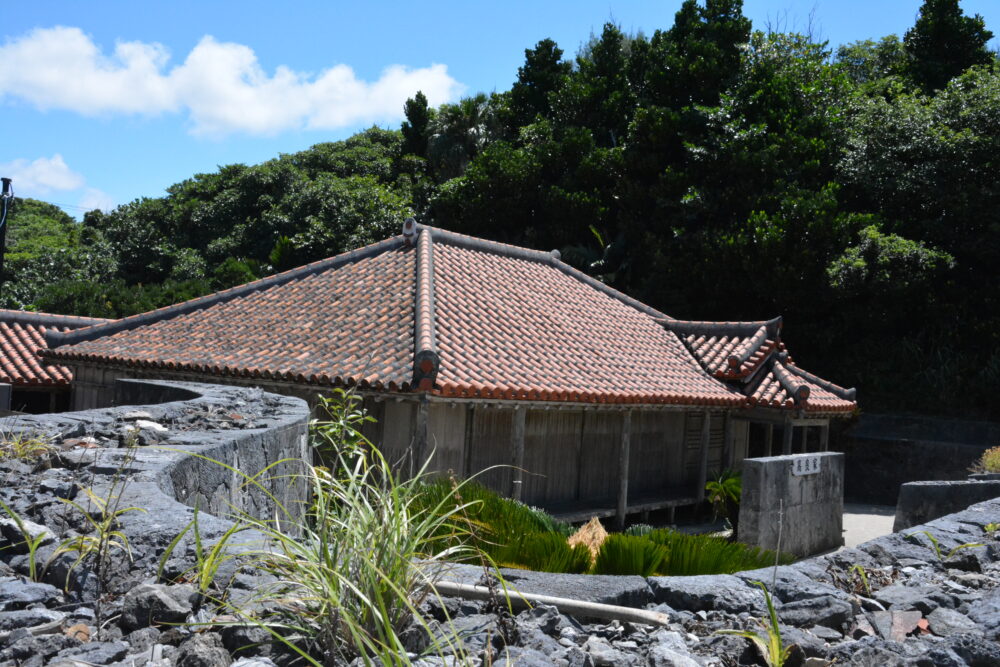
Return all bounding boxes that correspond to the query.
[738,452,844,557]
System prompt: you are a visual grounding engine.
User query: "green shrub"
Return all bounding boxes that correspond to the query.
[646,529,794,576]
[978,446,1000,473]
[495,532,591,574]
[413,479,573,562]
[592,534,670,576]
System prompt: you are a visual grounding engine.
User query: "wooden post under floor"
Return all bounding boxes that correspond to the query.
[782,415,794,455]
[697,411,711,501]
[615,410,632,531]
[511,407,526,501]
[765,423,774,456]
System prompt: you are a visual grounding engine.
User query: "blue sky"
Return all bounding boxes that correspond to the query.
[3,1,999,218]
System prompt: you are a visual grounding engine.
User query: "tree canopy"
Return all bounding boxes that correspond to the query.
[6,0,999,418]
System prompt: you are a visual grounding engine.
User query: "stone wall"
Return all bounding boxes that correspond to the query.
[894,479,1000,531]
[738,452,844,557]
[840,413,998,505]
[3,378,310,547]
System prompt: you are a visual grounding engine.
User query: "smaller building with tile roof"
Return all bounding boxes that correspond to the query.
[41,221,856,524]
[0,310,111,413]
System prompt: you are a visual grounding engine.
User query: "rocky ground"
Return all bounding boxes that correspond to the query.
[0,399,998,665]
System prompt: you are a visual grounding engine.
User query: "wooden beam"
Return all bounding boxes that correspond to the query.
[615,410,632,531]
[782,415,793,455]
[820,422,830,452]
[765,423,774,456]
[511,407,526,501]
[697,411,711,501]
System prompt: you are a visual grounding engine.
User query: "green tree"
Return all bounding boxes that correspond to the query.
[426,93,499,180]
[836,36,907,86]
[401,91,433,157]
[505,38,573,129]
[904,0,994,92]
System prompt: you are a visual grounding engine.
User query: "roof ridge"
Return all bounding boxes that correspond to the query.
[785,362,857,401]
[45,236,407,350]
[424,225,668,320]
[0,309,112,330]
[772,356,811,405]
[658,316,782,339]
[727,325,770,372]
[412,228,440,391]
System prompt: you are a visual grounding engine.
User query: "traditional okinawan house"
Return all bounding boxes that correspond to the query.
[41,221,856,524]
[0,310,111,413]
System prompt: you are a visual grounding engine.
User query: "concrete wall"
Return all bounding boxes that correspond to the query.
[893,479,1000,531]
[840,413,998,505]
[739,452,844,557]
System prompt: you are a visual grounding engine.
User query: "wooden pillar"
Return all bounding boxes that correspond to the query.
[412,396,429,478]
[462,404,475,478]
[782,416,794,455]
[820,421,830,452]
[615,410,632,531]
[722,413,733,468]
[765,423,774,457]
[511,407,526,501]
[697,411,711,501]
[801,424,810,453]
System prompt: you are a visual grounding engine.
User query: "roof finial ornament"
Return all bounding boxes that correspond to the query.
[402,217,418,246]
[550,249,561,261]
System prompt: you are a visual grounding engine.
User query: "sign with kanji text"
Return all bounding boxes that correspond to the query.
[791,454,822,476]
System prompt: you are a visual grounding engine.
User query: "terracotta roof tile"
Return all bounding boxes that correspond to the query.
[42,225,855,412]
[0,310,111,387]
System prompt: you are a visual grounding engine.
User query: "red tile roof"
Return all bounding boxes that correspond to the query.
[0,310,111,387]
[661,318,856,413]
[42,224,856,413]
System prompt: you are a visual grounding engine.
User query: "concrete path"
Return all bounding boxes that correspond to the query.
[841,502,896,549]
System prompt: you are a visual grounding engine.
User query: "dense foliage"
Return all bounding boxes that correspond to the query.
[416,480,789,576]
[4,0,998,417]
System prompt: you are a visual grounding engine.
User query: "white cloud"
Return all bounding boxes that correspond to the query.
[0,27,463,136]
[78,187,114,212]
[0,154,85,194]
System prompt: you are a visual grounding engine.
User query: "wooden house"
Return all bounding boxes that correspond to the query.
[41,221,856,524]
[0,310,110,413]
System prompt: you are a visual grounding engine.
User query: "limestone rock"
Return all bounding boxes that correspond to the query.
[121,583,197,631]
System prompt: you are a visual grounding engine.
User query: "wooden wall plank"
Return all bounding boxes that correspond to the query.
[521,410,583,507]
[466,406,514,494]
[578,411,623,504]
[427,403,467,477]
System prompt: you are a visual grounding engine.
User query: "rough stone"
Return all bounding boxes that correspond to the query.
[874,583,958,614]
[175,632,232,667]
[647,644,699,667]
[927,607,982,637]
[966,588,1000,640]
[0,517,55,551]
[583,635,637,666]
[647,575,766,614]
[121,583,197,631]
[0,608,64,634]
[54,641,129,665]
[0,578,62,611]
[776,595,854,630]
[735,566,847,604]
